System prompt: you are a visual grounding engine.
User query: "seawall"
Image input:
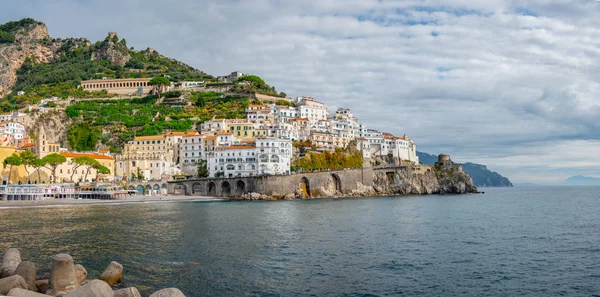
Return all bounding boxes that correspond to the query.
[167,165,478,200]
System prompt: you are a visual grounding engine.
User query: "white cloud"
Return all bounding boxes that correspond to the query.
[2,0,600,183]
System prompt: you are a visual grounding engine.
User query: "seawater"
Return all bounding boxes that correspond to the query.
[1,187,599,296]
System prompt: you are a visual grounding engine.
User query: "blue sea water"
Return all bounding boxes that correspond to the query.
[1,186,599,296]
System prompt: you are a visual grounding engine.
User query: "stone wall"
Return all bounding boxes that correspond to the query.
[167,164,477,199]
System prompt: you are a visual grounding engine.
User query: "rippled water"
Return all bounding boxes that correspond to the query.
[1,186,600,296]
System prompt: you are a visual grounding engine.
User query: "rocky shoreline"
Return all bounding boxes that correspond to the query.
[235,165,479,201]
[0,248,185,297]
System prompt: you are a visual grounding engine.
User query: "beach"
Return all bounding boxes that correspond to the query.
[0,195,224,209]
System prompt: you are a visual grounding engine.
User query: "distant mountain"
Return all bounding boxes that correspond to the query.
[564,175,600,186]
[417,151,513,187]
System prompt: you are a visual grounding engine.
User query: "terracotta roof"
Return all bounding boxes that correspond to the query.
[21,143,36,148]
[183,134,203,138]
[223,145,255,150]
[203,136,217,139]
[98,149,109,153]
[60,152,114,160]
[134,135,165,141]
[166,131,198,136]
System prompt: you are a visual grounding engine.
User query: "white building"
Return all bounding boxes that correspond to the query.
[358,130,419,164]
[207,138,292,177]
[269,104,298,123]
[207,145,258,178]
[256,138,292,175]
[1,122,25,141]
[297,97,328,125]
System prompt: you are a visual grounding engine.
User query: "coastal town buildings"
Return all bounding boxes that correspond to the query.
[297,97,328,125]
[206,137,292,178]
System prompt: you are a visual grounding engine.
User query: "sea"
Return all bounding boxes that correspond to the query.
[1,186,599,297]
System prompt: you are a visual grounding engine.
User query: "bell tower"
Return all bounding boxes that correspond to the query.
[36,125,49,158]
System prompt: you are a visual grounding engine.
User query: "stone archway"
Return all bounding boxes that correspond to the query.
[174,184,186,195]
[192,182,202,195]
[235,180,246,196]
[208,182,216,196]
[221,181,231,196]
[331,173,342,194]
[136,185,144,194]
[127,185,134,190]
[299,177,311,198]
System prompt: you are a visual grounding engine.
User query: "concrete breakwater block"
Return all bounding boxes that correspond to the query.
[0,248,22,278]
[0,275,29,295]
[7,287,52,297]
[98,261,123,287]
[62,280,113,297]
[74,264,87,286]
[13,261,37,291]
[48,254,77,295]
[113,287,141,297]
[149,288,186,297]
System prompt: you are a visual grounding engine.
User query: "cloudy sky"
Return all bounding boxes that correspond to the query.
[3,0,600,184]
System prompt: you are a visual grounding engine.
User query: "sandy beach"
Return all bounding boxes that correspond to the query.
[0,195,225,209]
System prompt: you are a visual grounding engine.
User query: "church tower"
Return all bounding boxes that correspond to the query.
[36,125,49,158]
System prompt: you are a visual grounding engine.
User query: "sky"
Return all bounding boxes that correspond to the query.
[2,0,600,184]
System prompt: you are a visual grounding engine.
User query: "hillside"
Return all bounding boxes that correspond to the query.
[416,151,513,187]
[0,19,214,109]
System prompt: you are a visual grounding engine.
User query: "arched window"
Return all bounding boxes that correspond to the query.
[226,164,235,170]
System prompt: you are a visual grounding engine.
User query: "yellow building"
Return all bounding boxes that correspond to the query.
[54,152,115,183]
[226,119,269,139]
[0,146,28,184]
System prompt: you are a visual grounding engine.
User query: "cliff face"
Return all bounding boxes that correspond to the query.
[91,32,130,65]
[372,166,478,195]
[0,23,54,96]
[0,22,90,97]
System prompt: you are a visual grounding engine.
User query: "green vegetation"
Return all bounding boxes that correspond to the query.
[234,75,286,97]
[67,123,100,152]
[1,28,211,109]
[18,150,38,183]
[197,159,209,178]
[0,18,43,44]
[3,153,22,183]
[292,150,363,172]
[42,153,67,183]
[148,76,170,98]
[64,92,249,151]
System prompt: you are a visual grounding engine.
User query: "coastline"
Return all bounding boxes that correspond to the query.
[0,195,224,209]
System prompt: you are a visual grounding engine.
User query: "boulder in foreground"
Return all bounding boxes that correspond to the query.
[149,288,186,297]
[0,248,22,278]
[62,280,113,297]
[98,261,123,286]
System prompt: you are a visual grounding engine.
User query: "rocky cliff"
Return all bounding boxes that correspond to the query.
[0,21,90,97]
[371,166,478,195]
[236,165,478,201]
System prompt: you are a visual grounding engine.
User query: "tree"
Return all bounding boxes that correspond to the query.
[279,92,287,98]
[3,154,22,184]
[93,164,110,181]
[69,156,94,182]
[67,123,100,152]
[136,167,143,180]
[83,158,101,182]
[148,76,170,99]
[18,150,37,183]
[42,153,67,183]
[197,159,209,178]
[32,158,46,183]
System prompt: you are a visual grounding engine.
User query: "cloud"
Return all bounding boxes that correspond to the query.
[2,0,600,183]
